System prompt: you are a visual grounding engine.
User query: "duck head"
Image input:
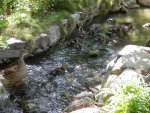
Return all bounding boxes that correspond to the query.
[19,49,28,58]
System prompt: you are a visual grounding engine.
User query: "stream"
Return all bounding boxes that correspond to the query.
[1,8,150,113]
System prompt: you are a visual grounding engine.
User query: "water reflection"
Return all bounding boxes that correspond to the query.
[105,8,150,45]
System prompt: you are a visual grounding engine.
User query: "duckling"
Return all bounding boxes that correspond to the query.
[1,50,28,87]
[49,64,68,76]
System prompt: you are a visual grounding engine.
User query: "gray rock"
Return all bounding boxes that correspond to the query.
[111,45,150,75]
[105,69,144,89]
[46,25,61,46]
[0,60,3,64]
[7,38,27,49]
[90,24,103,33]
[34,33,49,51]
[0,49,21,60]
[137,0,150,7]
[102,45,150,86]
[71,13,81,24]
[34,48,43,54]
[63,97,95,112]
[0,38,28,60]
[117,69,144,84]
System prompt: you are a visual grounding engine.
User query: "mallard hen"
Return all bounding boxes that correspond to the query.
[1,50,28,87]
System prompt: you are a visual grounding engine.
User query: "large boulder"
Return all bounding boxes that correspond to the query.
[110,45,150,75]
[137,0,150,7]
[102,45,150,87]
[0,38,27,60]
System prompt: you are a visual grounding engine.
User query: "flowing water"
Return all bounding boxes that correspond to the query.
[1,8,150,113]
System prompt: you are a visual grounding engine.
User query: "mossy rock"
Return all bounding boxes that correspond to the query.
[88,49,99,57]
[146,40,150,47]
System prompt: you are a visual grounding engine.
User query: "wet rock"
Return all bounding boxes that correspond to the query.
[146,40,150,47]
[78,74,102,93]
[88,49,99,57]
[137,0,150,7]
[46,25,61,46]
[90,24,103,34]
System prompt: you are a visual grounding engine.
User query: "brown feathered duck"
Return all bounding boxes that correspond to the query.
[1,50,28,88]
[49,64,68,76]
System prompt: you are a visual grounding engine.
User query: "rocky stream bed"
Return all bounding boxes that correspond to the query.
[0,8,150,113]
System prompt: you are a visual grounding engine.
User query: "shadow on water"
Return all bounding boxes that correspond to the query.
[1,8,150,113]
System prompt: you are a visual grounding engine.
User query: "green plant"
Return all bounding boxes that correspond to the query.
[0,36,8,49]
[99,0,116,16]
[98,78,150,113]
[0,0,18,15]
[0,19,8,34]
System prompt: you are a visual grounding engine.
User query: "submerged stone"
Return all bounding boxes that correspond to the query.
[88,50,99,57]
